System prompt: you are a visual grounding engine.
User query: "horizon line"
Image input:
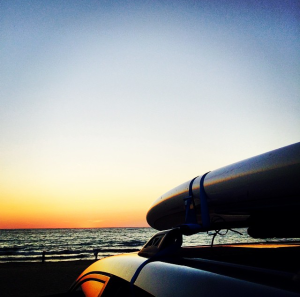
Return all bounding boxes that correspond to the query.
[0,226,152,230]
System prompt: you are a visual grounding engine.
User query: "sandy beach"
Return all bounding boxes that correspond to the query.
[0,260,94,297]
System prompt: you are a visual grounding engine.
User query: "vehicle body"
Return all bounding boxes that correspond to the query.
[69,242,300,296]
[68,143,300,297]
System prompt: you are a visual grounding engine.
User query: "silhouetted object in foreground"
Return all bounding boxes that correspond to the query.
[42,250,46,263]
[67,143,300,297]
[94,250,98,260]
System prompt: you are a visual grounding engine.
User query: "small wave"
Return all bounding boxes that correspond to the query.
[0,248,139,261]
[0,254,89,263]
[119,240,144,247]
[0,246,22,251]
[93,248,139,253]
[0,247,22,255]
[45,254,89,260]
[46,250,80,255]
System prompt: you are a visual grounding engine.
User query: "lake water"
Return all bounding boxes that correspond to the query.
[0,227,296,262]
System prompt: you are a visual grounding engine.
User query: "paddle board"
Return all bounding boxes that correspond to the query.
[146,142,300,237]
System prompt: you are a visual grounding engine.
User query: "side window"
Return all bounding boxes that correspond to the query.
[70,272,153,297]
[81,280,106,297]
[72,273,110,297]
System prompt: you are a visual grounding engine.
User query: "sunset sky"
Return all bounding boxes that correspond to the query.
[1,1,299,228]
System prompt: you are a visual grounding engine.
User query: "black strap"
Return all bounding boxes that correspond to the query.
[184,176,198,224]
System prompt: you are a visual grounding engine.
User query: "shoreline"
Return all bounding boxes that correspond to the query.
[0,260,94,297]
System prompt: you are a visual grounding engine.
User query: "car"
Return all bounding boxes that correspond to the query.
[68,142,300,297]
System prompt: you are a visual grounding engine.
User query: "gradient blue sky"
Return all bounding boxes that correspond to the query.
[1,1,299,228]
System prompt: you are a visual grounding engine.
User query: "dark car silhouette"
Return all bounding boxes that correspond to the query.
[66,143,300,297]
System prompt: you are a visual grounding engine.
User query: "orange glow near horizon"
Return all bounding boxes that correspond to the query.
[0,179,153,229]
[0,211,149,229]
[0,151,185,229]
[0,192,151,229]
